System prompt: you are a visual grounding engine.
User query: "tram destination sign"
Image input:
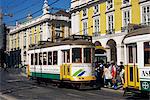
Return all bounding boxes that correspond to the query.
[139,68,150,79]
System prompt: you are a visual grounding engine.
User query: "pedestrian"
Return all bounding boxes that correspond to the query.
[103,64,112,88]
[94,65,100,89]
[111,61,117,89]
[119,62,125,85]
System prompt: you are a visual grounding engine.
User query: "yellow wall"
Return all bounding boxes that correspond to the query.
[114,0,122,32]
[88,6,93,36]
[100,2,106,34]
[36,25,40,42]
[131,0,140,24]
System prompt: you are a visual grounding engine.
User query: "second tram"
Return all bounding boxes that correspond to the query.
[123,26,150,96]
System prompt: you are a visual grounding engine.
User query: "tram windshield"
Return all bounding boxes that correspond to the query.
[84,48,91,63]
[72,48,82,63]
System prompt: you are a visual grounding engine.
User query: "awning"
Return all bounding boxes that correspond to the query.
[95,46,106,51]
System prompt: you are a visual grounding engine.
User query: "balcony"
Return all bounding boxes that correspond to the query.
[121,26,128,32]
[106,29,115,34]
[92,32,100,37]
[140,22,150,26]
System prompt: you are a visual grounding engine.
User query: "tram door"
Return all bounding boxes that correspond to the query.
[61,50,70,80]
[126,44,139,88]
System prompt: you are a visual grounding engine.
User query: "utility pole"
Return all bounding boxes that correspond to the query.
[0,8,13,67]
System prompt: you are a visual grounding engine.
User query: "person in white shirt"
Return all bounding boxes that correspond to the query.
[103,65,112,88]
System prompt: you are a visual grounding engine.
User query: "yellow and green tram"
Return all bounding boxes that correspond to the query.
[123,27,150,96]
[27,35,96,88]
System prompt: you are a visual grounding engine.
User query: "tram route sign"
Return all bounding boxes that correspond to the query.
[140,81,150,92]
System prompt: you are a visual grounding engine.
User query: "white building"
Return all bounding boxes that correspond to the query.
[6,0,71,67]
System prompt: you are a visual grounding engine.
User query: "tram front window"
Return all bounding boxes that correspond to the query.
[144,42,150,66]
[72,48,82,63]
[84,48,91,63]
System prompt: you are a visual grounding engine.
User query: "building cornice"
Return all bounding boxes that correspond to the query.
[10,14,70,34]
[70,0,106,13]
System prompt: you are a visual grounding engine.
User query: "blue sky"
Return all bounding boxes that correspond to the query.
[0,0,71,25]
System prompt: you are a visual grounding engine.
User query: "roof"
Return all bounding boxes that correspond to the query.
[124,25,150,38]
[55,10,70,18]
[29,35,94,50]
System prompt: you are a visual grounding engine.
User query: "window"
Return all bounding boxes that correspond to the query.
[39,53,42,65]
[72,48,82,63]
[142,6,150,25]
[127,44,137,63]
[30,35,32,45]
[94,18,100,34]
[24,33,26,47]
[94,4,99,14]
[56,24,61,29]
[31,54,34,65]
[11,39,13,49]
[108,14,114,32]
[56,32,61,38]
[40,33,42,41]
[83,8,87,17]
[14,38,16,48]
[34,33,37,44]
[107,0,113,10]
[18,34,20,48]
[53,51,57,65]
[83,21,88,35]
[123,0,129,4]
[48,52,52,65]
[84,48,91,63]
[35,53,38,65]
[123,10,130,26]
[144,42,150,66]
[43,52,47,65]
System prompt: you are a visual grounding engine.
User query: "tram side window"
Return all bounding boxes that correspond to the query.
[48,52,52,65]
[67,50,70,63]
[35,53,38,65]
[43,52,47,65]
[53,51,57,65]
[72,48,82,63]
[39,53,42,65]
[144,42,150,66]
[84,48,91,63]
[31,54,34,65]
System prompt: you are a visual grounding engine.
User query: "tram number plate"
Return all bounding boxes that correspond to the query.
[140,81,150,92]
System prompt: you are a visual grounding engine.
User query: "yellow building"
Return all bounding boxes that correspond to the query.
[6,0,71,67]
[71,0,150,64]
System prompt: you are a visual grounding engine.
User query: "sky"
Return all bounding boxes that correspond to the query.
[0,0,71,25]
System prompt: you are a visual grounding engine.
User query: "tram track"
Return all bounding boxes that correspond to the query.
[0,79,37,94]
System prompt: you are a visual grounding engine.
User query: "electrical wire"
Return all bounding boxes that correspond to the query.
[4,0,61,24]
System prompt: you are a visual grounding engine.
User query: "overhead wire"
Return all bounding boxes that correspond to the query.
[4,0,61,24]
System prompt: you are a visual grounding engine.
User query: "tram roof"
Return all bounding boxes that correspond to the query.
[29,35,94,50]
[124,25,150,38]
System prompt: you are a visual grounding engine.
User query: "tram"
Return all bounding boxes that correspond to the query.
[123,26,150,96]
[27,35,96,87]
